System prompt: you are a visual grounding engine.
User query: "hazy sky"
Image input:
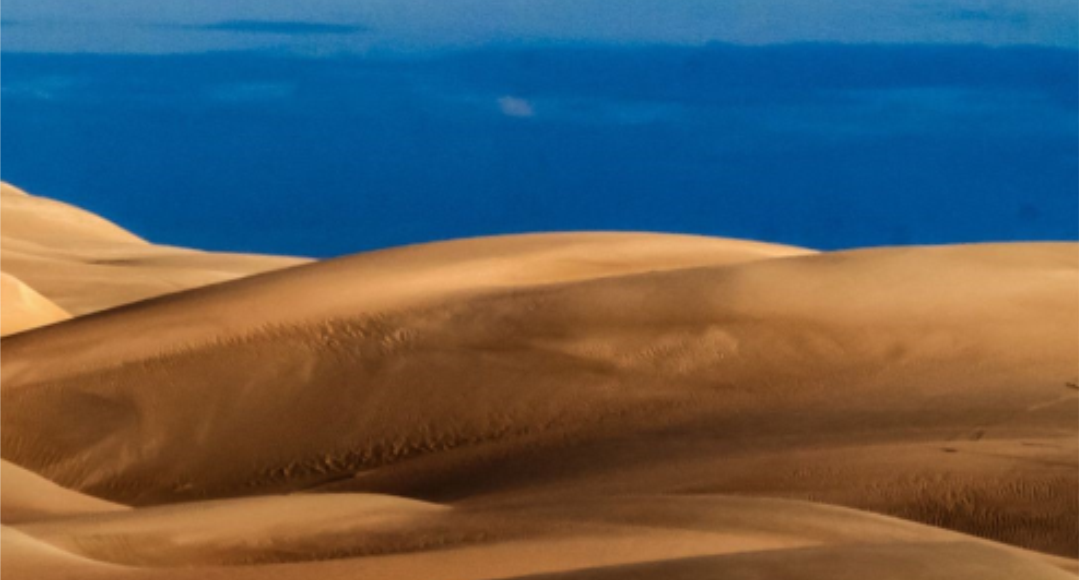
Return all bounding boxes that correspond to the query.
[3,0,1077,53]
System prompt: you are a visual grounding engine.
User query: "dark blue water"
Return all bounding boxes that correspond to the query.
[3,44,1076,257]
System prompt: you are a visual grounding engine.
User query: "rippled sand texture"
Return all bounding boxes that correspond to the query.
[2,183,1076,579]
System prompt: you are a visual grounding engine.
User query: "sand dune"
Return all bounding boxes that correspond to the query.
[0,227,811,498]
[6,495,1074,579]
[0,274,71,336]
[0,182,308,315]
[0,460,127,524]
[18,493,448,567]
[0,183,146,245]
[1,187,1075,578]
[3,233,1075,556]
[1,526,127,580]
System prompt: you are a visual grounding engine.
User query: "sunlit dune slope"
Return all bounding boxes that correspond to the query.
[0,274,71,337]
[2,238,1075,555]
[0,182,309,315]
[0,460,127,524]
[0,183,145,245]
[17,493,448,567]
[1,526,127,580]
[0,229,811,495]
[5,494,1074,580]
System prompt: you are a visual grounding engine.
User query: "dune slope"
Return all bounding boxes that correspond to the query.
[0,460,127,524]
[1,189,1075,576]
[0,182,309,315]
[7,494,1074,580]
[3,237,1075,558]
[0,274,71,337]
[0,183,146,245]
[1,526,129,580]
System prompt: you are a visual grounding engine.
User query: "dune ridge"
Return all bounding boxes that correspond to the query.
[0,274,71,337]
[0,460,127,524]
[0,183,146,245]
[1,185,1075,579]
[0,182,309,315]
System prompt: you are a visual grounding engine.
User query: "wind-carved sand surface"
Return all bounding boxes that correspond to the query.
[1,182,1076,579]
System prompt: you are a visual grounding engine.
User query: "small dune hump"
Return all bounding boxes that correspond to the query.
[0,274,71,337]
[0,182,308,315]
[16,493,447,567]
[0,460,127,524]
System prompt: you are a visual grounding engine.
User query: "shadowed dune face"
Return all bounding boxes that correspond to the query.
[1,188,1076,578]
[510,544,1076,580]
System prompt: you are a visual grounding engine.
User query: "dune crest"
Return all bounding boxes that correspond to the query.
[1,182,308,315]
[0,183,146,245]
[0,460,127,524]
[2,184,28,195]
